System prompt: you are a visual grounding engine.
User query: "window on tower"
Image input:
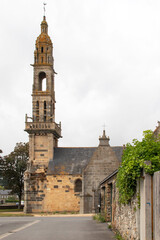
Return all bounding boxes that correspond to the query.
[36,101,39,121]
[41,47,43,53]
[39,72,47,91]
[44,101,47,122]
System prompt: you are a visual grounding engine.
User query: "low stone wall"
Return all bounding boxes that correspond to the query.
[112,184,139,240]
[100,176,140,240]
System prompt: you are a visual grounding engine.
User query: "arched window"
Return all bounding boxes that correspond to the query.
[39,72,47,91]
[74,179,82,192]
[44,101,46,122]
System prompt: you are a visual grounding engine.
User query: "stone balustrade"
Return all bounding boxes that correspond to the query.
[25,121,61,136]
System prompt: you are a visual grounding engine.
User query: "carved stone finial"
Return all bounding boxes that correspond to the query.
[99,130,110,146]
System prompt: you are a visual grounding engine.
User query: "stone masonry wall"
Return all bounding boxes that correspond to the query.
[43,175,81,212]
[83,145,120,213]
[25,173,81,213]
[101,178,140,240]
[113,184,139,239]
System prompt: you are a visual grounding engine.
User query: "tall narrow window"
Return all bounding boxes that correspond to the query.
[41,47,43,53]
[42,78,46,91]
[41,57,43,63]
[36,101,39,121]
[39,72,47,91]
[44,101,46,122]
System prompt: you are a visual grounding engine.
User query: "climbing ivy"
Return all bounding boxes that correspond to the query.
[117,130,160,204]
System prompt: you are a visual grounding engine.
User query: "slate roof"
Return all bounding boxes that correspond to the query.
[112,147,124,163]
[47,146,123,175]
[47,147,96,175]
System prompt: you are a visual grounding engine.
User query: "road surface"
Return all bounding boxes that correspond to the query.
[0,216,115,240]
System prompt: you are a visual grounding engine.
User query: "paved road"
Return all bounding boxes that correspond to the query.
[0,216,115,240]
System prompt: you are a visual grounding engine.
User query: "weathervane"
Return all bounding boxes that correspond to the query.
[43,2,47,16]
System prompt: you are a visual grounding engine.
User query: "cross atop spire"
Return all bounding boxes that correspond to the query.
[43,2,47,17]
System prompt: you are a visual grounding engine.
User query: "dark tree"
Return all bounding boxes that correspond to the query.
[0,143,29,208]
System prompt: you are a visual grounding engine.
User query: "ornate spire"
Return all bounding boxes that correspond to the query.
[41,15,48,34]
[99,130,110,146]
[33,13,53,66]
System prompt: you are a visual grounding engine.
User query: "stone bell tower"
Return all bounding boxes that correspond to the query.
[24,15,61,213]
[25,15,61,172]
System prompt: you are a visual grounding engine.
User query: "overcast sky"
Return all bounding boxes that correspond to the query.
[1,0,160,155]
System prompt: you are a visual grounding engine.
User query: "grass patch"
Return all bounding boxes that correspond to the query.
[0,213,33,217]
[93,214,106,223]
[108,223,112,229]
[115,232,124,240]
[0,209,23,212]
[0,209,33,217]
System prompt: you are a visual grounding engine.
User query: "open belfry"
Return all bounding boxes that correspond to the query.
[24,14,123,213]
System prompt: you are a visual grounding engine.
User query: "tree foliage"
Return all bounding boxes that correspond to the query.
[0,143,29,207]
[117,130,160,204]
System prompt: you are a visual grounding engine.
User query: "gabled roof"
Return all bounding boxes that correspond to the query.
[112,147,123,162]
[47,146,123,175]
[47,147,96,175]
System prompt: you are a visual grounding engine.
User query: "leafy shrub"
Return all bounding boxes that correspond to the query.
[117,130,160,204]
[6,197,18,203]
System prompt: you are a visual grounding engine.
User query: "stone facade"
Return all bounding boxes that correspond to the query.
[82,132,121,213]
[25,174,82,213]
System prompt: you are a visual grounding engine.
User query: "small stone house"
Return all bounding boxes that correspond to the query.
[0,190,18,204]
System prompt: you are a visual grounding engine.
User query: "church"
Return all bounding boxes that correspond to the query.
[24,15,123,213]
